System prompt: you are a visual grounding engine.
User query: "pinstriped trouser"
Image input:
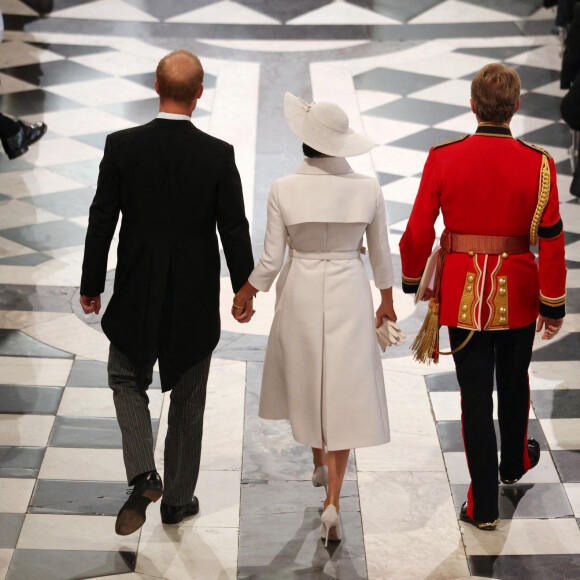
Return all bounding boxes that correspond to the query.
[108,344,211,506]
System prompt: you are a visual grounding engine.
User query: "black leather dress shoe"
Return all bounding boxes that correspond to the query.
[161,496,200,524]
[115,471,163,536]
[499,438,540,485]
[460,501,499,531]
[1,121,47,159]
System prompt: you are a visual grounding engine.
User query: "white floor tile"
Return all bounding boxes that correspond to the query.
[381,176,421,204]
[0,167,86,198]
[0,549,12,580]
[38,448,126,481]
[564,483,580,517]
[436,111,477,134]
[17,514,139,550]
[24,137,103,167]
[167,0,278,24]
[409,79,473,107]
[1,0,38,16]
[0,311,66,330]
[0,41,63,68]
[70,51,157,76]
[540,419,580,451]
[136,526,238,580]
[22,108,135,138]
[0,199,61,230]
[356,90,401,113]
[0,356,72,386]
[510,114,558,138]
[362,115,428,146]
[0,414,55,447]
[198,39,369,53]
[461,518,580,555]
[0,72,37,94]
[371,145,428,177]
[534,80,568,97]
[0,478,36,513]
[444,450,560,485]
[359,471,469,580]
[45,78,157,108]
[90,574,161,580]
[410,0,517,24]
[49,0,158,22]
[287,1,400,25]
[507,45,562,71]
[57,386,163,419]
[0,236,39,259]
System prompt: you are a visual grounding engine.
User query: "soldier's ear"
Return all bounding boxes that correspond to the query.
[513,98,520,115]
[470,98,477,115]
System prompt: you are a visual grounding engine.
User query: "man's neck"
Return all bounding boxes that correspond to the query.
[159,100,196,117]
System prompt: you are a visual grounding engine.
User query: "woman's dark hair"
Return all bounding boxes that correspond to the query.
[302,143,325,158]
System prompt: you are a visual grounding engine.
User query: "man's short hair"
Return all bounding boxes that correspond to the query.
[156,50,204,104]
[471,63,521,124]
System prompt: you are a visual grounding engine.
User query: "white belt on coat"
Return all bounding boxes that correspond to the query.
[288,248,363,261]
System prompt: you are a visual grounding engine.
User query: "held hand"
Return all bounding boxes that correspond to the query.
[232,297,255,323]
[422,287,433,301]
[80,295,101,315]
[536,315,563,340]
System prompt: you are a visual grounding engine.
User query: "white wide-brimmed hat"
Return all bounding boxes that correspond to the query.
[283,92,374,157]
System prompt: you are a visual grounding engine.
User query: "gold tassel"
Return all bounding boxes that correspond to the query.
[411,298,441,365]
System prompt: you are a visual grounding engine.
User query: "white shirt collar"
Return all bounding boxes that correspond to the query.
[157,112,191,121]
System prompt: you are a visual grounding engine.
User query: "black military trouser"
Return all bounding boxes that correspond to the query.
[449,323,535,522]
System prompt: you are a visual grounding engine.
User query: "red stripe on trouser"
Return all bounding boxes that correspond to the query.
[460,390,475,520]
[522,373,531,472]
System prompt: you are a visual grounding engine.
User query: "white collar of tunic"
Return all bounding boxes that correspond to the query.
[157,112,192,121]
[295,157,353,176]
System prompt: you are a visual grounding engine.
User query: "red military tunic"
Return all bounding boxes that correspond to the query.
[400,123,566,329]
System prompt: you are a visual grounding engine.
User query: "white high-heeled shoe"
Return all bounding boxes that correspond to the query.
[320,504,342,547]
[312,465,328,491]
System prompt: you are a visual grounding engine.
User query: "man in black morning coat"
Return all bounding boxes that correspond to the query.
[80,50,255,535]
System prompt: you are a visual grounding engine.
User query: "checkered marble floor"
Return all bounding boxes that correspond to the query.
[0,1,579,579]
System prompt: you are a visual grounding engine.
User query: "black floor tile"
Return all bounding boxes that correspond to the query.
[49,416,160,448]
[562,288,580,313]
[0,329,73,358]
[20,187,96,219]
[389,127,466,152]
[365,98,469,125]
[437,419,548,453]
[353,68,445,96]
[531,389,580,419]
[0,446,46,479]
[0,60,110,87]
[0,153,34,173]
[463,0,543,17]
[425,371,459,392]
[468,555,580,579]
[0,219,88,252]
[372,0,442,23]
[0,283,76,312]
[27,42,116,59]
[518,92,564,121]
[454,45,542,61]
[0,384,63,414]
[29,480,128,515]
[533,333,580,361]
[0,253,52,266]
[48,158,101,188]
[0,514,25,549]
[121,0,216,21]
[519,122,571,149]
[65,359,161,388]
[376,172,403,187]
[73,132,108,151]
[7,549,136,580]
[452,482,573,519]
[99,98,159,125]
[385,200,413,227]
[552,450,580,482]
[510,64,561,91]
[0,90,83,117]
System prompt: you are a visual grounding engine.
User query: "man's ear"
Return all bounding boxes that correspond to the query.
[470,98,477,115]
[196,85,204,100]
[155,78,160,96]
[513,97,520,115]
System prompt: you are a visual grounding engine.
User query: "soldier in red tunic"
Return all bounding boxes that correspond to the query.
[400,63,566,530]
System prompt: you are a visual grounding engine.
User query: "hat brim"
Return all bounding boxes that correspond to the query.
[284,92,374,157]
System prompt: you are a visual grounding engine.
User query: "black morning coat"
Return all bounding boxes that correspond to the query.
[80,118,254,391]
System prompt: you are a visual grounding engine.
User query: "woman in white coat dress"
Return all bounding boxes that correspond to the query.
[233,93,397,546]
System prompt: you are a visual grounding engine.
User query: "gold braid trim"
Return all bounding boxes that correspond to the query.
[530,154,550,246]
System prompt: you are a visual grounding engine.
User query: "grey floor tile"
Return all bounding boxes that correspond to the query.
[531,390,580,419]
[552,450,580,483]
[454,45,541,61]
[510,64,561,92]
[73,132,108,151]
[0,514,25,549]
[29,480,127,516]
[7,549,135,580]
[373,0,443,23]
[519,122,572,149]
[437,419,548,453]
[0,220,88,252]
[462,0,543,17]
[48,159,101,189]
[0,384,63,414]
[388,127,466,152]
[353,67,445,96]
[452,483,573,519]
[1,60,109,87]
[0,330,73,359]
[468,554,580,579]
[27,42,115,59]
[425,371,459,392]
[0,446,45,479]
[376,172,403,187]
[365,98,469,125]
[0,284,76,313]
[517,92,564,121]
[99,98,159,125]
[0,252,52,266]
[385,200,413,227]
[20,188,96,219]
[65,359,161,389]
[0,90,82,117]
[49,416,159,449]
[532,333,580,361]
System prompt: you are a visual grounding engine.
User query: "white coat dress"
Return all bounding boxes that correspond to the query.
[248,156,394,450]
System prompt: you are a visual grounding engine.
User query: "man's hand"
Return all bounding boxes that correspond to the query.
[536,315,563,340]
[232,296,255,323]
[80,295,101,315]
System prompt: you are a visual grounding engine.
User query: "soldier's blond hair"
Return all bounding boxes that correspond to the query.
[471,63,521,124]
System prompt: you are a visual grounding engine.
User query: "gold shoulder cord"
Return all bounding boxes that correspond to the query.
[530,154,551,246]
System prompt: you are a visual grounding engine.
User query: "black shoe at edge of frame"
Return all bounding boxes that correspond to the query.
[161,496,200,524]
[460,501,500,531]
[115,470,163,536]
[1,121,47,160]
[499,437,541,485]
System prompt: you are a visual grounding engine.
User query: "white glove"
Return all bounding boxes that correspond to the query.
[376,318,406,352]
